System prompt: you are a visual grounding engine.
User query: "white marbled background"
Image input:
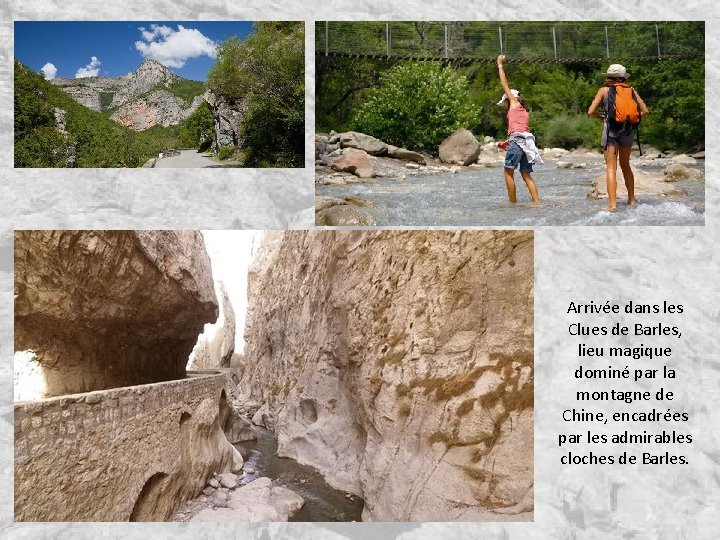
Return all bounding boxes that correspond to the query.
[1,1,719,538]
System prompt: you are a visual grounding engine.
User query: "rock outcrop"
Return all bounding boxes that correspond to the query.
[190,477,304,522]
[188,280,237,371]
[204,90,247,150]
[51,59,204,130]
[439,129,481,166]
[240,231,534,521]
[14,230,218,398]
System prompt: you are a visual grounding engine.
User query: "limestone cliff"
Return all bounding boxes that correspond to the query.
[240,230,534,521]
[51,59,204,130]
[14,230,218,398]
[188,280,237,371]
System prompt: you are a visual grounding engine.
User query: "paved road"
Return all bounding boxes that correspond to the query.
[154,149,224,168]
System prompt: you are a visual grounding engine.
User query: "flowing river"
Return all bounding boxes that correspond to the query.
[234,428,364,522]
[316,162,704,226]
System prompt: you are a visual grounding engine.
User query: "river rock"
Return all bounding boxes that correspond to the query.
[315,205,375,226]
[386,145,427,164]
[588,167,689,199]
[670,153,697,165]
[556,161,572,169]
[217,472,239,489]
[439,129,481,166]
[330,148,376,178]
[209,478,220,489]
[14,231,218,398]
[238,231,534,521]
[542,147,569,159]
[190,477,304,522]
[188,280,236,370]
[339,131,388,155]
[663,163,704,181]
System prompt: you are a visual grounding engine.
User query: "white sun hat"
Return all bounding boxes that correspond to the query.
[603,64,629,79]
[497,89,520,106]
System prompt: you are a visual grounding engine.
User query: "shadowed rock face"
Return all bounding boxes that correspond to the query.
[14,230,218,397]
[240,230,534,522]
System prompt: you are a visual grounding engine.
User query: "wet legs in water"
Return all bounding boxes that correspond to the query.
[504,168,540,204]
[604,145,636,210]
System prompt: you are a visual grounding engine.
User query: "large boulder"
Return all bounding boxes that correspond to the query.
[329,148,376,178]
[190,477,304,522]
[439,129,481,166]
[239,231,534,521]
[339,131,388,155]
[188,280,236,370]
[14,231,218,398]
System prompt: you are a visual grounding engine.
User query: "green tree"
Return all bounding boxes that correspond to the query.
[179,101,214,149]
[208,22,304,166]
[351,62,479,151]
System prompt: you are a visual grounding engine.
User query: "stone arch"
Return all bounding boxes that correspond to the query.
[129,471,169,522]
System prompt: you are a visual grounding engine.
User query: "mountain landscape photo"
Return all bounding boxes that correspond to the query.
[14,21,305,168]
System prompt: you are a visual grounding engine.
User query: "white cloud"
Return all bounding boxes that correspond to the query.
[40,62,57,80]
[134,24,217,68]
[75,56,101,78]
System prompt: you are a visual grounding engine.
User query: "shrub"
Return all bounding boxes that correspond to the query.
[350,62,479,151]
[539,113,600,149]
[218,146,235,160]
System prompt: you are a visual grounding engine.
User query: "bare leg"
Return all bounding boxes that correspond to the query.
[504,167,517,203]
[520,172,540,204]
[618,146,636,206]
[604,145,618,211]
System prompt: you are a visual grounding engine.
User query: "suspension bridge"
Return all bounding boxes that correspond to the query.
[315,21,704,64]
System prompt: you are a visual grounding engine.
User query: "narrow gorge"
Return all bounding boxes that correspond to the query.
[14,230,534,522]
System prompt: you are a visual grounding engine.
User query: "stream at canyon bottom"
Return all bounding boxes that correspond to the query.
[316,162,705,226]
[234,428,364,522]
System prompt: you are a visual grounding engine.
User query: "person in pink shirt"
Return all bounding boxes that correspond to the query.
[496,55,541,205]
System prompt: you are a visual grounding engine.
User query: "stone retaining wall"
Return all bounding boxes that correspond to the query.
[15,372,237,521]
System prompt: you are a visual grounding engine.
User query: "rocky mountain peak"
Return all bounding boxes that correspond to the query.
[129,59,179,85]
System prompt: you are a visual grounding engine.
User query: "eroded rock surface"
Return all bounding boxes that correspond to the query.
[190,477,304,522]
[14,230,218,397]
[188,280,236,371]
[240,231,534,521]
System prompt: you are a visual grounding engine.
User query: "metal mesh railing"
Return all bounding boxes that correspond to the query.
[316,21,704,62]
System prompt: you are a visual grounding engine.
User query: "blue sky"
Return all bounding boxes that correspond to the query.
[14,21,255,81]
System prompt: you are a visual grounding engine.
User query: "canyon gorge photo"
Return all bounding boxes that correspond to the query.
[14,229,534,523]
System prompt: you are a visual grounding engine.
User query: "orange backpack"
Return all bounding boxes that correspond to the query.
[607,83,641,126]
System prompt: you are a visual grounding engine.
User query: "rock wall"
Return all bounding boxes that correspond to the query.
[14,230,218,398]
[240,230,534,521]
[204,90,247,150]
[14,373,242,521]
[188,280,237,370]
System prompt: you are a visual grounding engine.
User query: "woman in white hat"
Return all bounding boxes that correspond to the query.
[496,55,541,205]
[588,64,649,211]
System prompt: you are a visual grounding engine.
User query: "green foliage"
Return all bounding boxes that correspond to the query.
[208,22,304,166]
[99,91,115,111]
[161,79,206,105]
[179,101,214,149]
[350,62,480,151]
[540,114,600,149]
[218,146,234,160]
